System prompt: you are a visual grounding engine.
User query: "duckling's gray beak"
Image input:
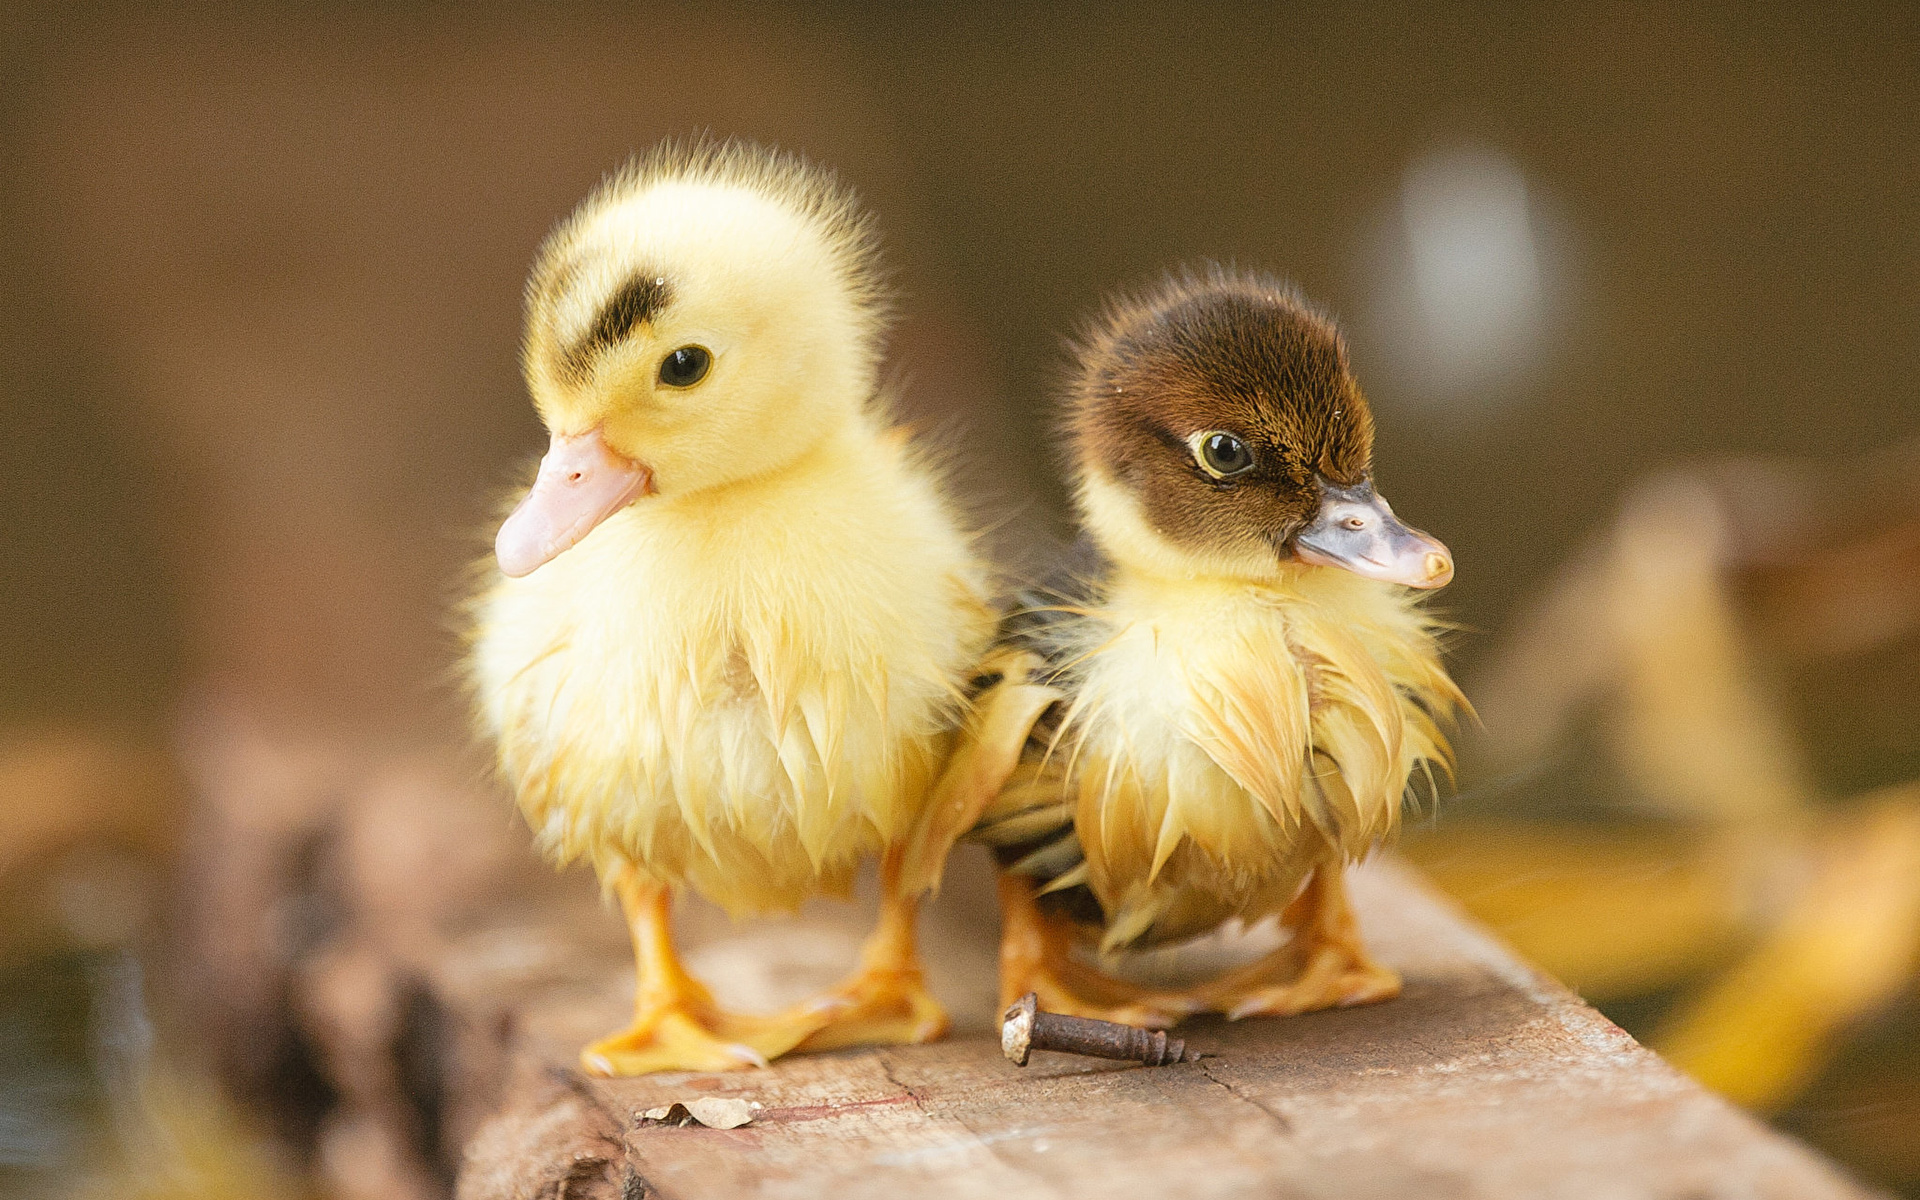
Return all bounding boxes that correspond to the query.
[495,428,654,577]
[1292,479,1453,589]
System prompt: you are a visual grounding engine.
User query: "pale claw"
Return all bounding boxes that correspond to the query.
[727,1043,772,1069]
[1227,997,1268,1022]
[805,994,857,1015]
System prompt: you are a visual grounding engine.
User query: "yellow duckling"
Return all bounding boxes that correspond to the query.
[916,269,1463,1026]
[468,141,993,1074]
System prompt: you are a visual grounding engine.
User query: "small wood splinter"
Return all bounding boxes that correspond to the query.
[1000,992,1200,1067]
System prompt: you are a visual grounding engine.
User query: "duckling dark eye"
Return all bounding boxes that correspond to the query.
[1196,432,1255,480]
[658,345,712,388]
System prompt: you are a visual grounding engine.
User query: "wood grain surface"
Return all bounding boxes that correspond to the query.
[430,858,1877,1200]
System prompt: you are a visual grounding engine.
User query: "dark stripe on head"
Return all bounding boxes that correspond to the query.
[561,273,674,380]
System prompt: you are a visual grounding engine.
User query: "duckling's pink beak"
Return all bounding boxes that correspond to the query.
[495,429,654,577]
[1292,479,1453,589]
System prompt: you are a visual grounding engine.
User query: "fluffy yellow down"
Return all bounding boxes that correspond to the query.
[470,422,992,916]
[1040,563,1461,949]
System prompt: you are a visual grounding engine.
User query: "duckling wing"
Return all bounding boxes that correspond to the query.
[945,552,1114,931]
[899,646,1061,895]
[899,541,1105,896]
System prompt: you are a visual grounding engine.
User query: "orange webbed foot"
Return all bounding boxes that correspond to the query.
[792,963,951,1053]
[793,846,952,1053]
[1210,949,1402,1020]
[582,1002,822,1076]
[585,866,837,1076]
[997,870,1198,1029]
[1015,960,1197,1030]
[1192,863,1401,1020]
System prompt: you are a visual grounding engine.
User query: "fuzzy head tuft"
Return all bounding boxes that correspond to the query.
[521,138,889,498]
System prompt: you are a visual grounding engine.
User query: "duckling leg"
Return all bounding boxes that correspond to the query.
[1191,863,1401,1020]
[997,871,1194,1028]
[582,866,828,1076]
[791,846,951,1052]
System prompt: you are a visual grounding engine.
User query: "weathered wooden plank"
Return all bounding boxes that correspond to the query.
[434,859,1878,1200]
[222,751,1871,1198]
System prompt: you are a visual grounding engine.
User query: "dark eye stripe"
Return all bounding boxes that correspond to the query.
[559,273,674,380]
[1144,420,1195,457]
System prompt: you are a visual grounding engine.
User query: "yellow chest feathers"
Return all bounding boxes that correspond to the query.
[1057,566,1460,905]
[469,428,991,913]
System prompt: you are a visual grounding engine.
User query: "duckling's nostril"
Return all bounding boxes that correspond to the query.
[567,470,587,485]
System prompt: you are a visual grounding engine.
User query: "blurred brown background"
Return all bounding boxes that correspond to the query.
[3,3,1917,1197]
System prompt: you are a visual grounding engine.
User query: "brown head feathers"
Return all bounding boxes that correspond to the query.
[1065,268,1377,571]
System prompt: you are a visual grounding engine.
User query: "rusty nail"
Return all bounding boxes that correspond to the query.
[1000,992,1198,1067]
